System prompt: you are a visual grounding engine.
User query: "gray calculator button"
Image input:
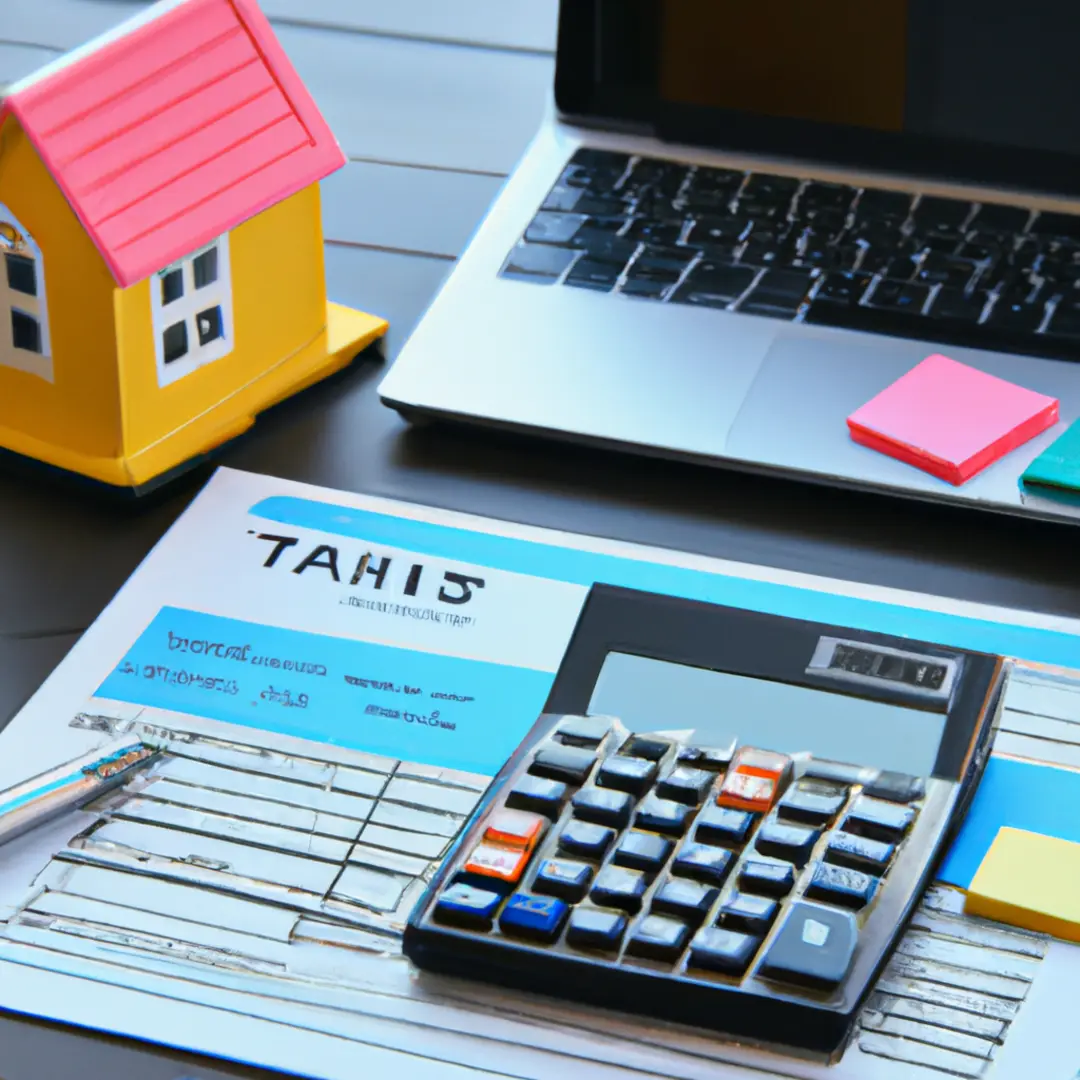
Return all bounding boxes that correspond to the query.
[760,902,857,989]
[556,715,613,747]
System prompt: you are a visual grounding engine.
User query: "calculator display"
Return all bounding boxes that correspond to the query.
[589,652,948,777]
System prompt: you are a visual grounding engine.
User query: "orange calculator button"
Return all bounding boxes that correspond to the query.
[717,746,792,813]
[484,808,547,851]
[464,843,531,884]
[734,748,791,778]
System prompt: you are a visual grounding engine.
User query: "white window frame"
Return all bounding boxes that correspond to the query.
[150,233,233,387]
[0,201,52,383]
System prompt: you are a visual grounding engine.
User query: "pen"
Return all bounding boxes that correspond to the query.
[0,742,159,849]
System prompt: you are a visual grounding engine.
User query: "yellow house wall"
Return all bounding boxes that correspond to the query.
[0,115,123,460]
[115,183,328,460]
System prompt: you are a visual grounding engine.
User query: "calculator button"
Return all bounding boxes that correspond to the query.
[506,774,567,818]
[863,770,925,803]
[620,734,672,761]
[626,914,691,961]
[804,862,879,910]
[558,820,616,860]
[463,843,531,888]
[613,830,674,875]
[737,859,796,898]
[776,781,847,826]
[803,759,872,787]
[760,902,858,989]
[533,858,594,902]
[555,715,613,747]
[694,805,754,847]
[718,892,779,935]
[825,830,895,874]
[498,892,569,942]
[671,842,734,885]
[635,793,694,835]
[656,767,714,805]
[843,795,916,842]
[572,786,634,828]
[735,747,792,777]
[433,883,503,929]
[591,864,648,912]
[651,877,719,925]
[484,808,547,850]
[754,819,820,868]
[597,755,658,795]
[530,744,597,785]
[717,772,778,814]
[688,927,760,975]
[677,740,736,771]
[566,907,628,951]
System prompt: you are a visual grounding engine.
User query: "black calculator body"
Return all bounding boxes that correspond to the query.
[404,585,1006,1059]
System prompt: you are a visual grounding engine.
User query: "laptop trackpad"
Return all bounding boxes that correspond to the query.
[724,330,1077,496]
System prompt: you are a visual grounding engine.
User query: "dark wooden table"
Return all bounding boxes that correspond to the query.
[2,2,1080,1076]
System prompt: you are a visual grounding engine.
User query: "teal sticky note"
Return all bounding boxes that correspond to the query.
[1022,417,1080,492]
[938,756,1080,889]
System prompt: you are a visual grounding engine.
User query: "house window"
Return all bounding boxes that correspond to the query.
[0,205,52,382]
[150,234,233,387]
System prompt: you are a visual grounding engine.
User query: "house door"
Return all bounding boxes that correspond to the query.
[0,208,51,381]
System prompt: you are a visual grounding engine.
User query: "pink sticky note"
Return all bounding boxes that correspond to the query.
[847,354,1059,485]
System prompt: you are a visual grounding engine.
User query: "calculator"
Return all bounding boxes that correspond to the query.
[403,585,1006,1058]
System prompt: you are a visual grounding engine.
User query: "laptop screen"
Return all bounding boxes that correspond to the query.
[556,0,1080,195]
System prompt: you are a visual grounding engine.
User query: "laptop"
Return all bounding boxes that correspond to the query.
[379,0,1080,523]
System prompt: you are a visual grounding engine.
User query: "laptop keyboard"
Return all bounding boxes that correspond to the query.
[500,148,1080,363]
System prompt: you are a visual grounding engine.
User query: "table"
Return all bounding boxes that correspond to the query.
[1,2,1080,1077]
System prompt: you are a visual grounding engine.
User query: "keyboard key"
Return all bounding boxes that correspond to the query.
[620,735,673,760]
[798,181,856,213]
[623,218,685,246]
[854,188,913,222]
[651,877,718,925]
[597,755,657,795]
[671,842,734,886]
[462,844,531,890]
[737,860,796,898]
[687,214,753,247]
[916,253,980,289]
[843,795,916,842]
[564,257,625,292]
[863,771,925,803]
[484,808,547,851]
[1031,210,1080,239]
[635,793,694,835]
[761,902,858,989]
[524,211,588,245]
[572,785,634,828]
[501,242,578,282]
[1046,296,1080,340]
[433,883,502,929]
[555,715,613,747]
[984,293,1047,333]
[719,892,778,935]
[813,271,873,307]
[558,820,615,860]
[613,830,674,875]
[804,862,879,910]
[929,287,990,323]
[688,927,760,975]
[670,262,757,308]
[695,805,754,847]
[566,907,627,951]
[737,268,814,318]
[776,781,846,826]
[911,196,974,232]
[676,741,736,771]
[971,203,1032,233]
[534,859,594,902]
[506,774,568,818]
[656,766,714,805]
[866,278,931,315]
[530,744,596,785]
[627,915,692,962]
[825,830,895,874]
[498,892,568,942]
[591,864,648,912]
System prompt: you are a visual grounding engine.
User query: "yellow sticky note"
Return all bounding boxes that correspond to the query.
[966,826,1080,942]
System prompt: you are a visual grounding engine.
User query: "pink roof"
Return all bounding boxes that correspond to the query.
[0,0,346,287]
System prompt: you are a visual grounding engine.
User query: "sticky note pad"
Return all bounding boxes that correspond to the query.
[965,827,1080,941]
[848,354,1059,485]
[938,756,1080,890]
[1022,416,1080,493]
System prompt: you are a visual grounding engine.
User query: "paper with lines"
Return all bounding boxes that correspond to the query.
[1,466,1080,1079]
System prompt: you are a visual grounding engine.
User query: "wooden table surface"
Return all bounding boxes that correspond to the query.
[2,2,1080,1077]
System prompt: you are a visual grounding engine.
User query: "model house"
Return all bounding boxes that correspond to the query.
[0,0,386,490]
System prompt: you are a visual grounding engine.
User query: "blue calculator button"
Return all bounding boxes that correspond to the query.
[506,773,568,818]
[558,819,616,859]
[635,792,693,836]
[612,830,673,876]
[694,805,755,847]
[566,907,627,951]
[737,859,795,897]
[688,927,760,976]
[671,843,734,886]
[498,892,569,942]
[591,864,648,912]
[534,858,594,902]
[804,861,879,910]
[718,892,779,935]
[433,883,503,929]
